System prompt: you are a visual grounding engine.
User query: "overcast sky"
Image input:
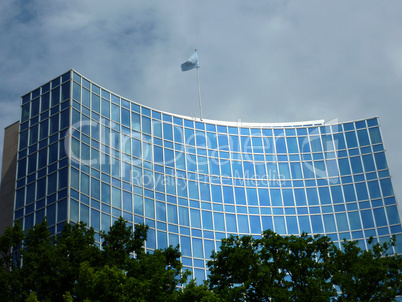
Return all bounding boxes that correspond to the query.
[1,1,401,215]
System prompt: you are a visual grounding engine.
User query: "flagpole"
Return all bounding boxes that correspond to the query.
[181,49,203,121]
[196,67,203,121]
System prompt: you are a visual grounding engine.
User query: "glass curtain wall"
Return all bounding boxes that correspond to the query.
[14,70,402,282]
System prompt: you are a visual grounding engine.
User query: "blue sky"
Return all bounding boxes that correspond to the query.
[1,1,402,215]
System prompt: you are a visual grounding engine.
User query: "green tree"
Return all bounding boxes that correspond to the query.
[178,279,224,302]
[124,246,188,302]
[207,234,262,301]
[8,220,102,301]
[70,217,192,301]
[100,217,148,269]
[0,221,25,301]
[330,236,402,301]
[208,230,336,301]
[19,219,59,301]
[74,261,131,302]
[55,222,102,299]
[78,217,188,301]
[5,216,399,302]
[208,230,402,301]
[0,221,24,270]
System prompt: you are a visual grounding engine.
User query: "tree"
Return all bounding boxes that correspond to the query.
[330,236,402,301]
[100,217,148,269]
[0,221,24,271]
[74,261,132,302]
[124,246,188,302]
[0,221,25,301]
[54,221,102,299]
[93,218,188,301]
[208,230,402,301]
[177,280,224,302]
[19,219,59,301]
[207,235,262,301]
[208,230,336,301]
[2,217,400,301]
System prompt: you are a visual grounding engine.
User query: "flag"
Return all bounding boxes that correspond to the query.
[181,52,200,71]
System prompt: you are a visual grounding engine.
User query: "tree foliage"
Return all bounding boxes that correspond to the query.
[0,219,401,301]
[330,236,402,301]
[207,230,402,302]
[208,230,336,301]
[0,217,212,301]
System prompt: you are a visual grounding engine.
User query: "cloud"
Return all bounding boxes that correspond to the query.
[0,0,402,214]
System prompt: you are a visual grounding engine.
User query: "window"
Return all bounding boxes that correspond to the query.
[144,198,155,219]
[350,157,363,174]
[163,123,173,141]
[179,207,189,226]
[218,134,229,150]
[39,119,49,140]
[330,186,344,204]
[192,238,203,258]
[91,178,100,200]
[31,98,40,117]
[360,210,374,229]
[386,206,400,225]
[225,214,237,232]
[306,188,319,205]
[374,152,387,170]
[282,189,294,206]
[80,204,89,224]
[101,183,111,205]
[180,236,191,257]
[323,214,336,233]
[121,108,130,126]
[111,104,120,123]
[92,94,100,113]
[310,136,322,152]
[270,189,282,206]
[380,178,394,197]
[298,216,311,233]
[310,215,324,233]
[29,125,38,145]
[52,86,61,106]
[142,116,151,135]
[345,131,358,148]
[238,215,249,233]
[101,99,110,118]
[256,189,268,207]
[286,216,298,234]
[50,114,59,135]
[27,153,37,174]
[82,88,90,107]
[41,92,50,112]
[91,209,100,231]
[369,127,382,144]
[202,211,213,230]
[275,137,286,153]
[70,168,79,190]
[357,129,370,146]
[167,204,177,224]
[318,187,331,205]
[348,212,362,230]
[81,173,89,196]
[157,231,168,250]
[274,216,286,234]
[17,158,27,180]
[250,216,262,233]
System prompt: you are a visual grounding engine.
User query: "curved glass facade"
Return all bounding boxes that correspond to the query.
[14,70,402,281]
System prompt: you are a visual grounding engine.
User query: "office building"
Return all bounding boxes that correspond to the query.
[2,69,401,281]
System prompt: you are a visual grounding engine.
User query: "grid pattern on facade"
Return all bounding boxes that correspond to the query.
[14,70,402,281]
